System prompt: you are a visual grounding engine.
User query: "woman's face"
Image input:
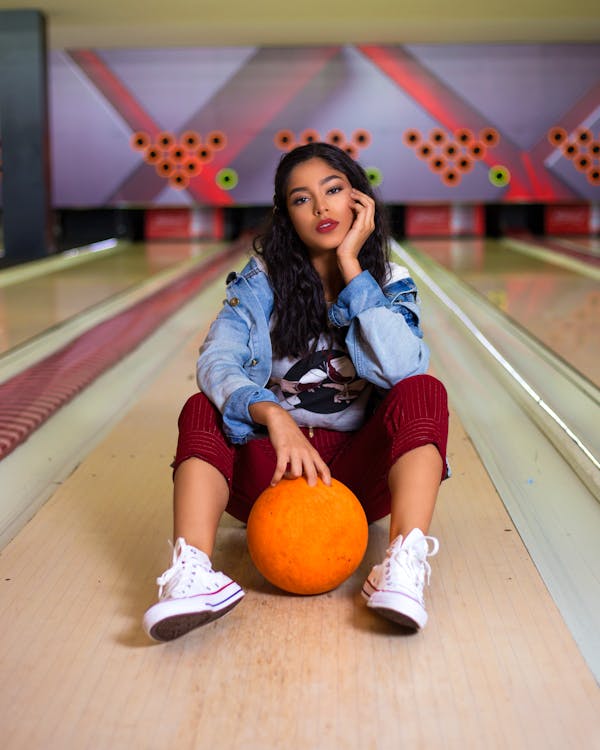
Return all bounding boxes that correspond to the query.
[284,157,356,256]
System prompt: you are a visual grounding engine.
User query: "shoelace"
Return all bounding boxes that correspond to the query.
[387,535,439,588]
[156,540,214,598]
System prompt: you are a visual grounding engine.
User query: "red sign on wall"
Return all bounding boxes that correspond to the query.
[145,208,225,240]
[405,205,484,237]
[545,204,591,235]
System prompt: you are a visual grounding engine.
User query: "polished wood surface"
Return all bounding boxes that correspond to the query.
[1,318,598,749]
[0,241,216,354]
[413,238,600,387]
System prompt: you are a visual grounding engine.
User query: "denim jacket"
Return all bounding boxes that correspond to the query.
[197,255,430,444]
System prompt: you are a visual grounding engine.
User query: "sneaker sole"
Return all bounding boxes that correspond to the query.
[144,587,245,642]
[362,585,427,630]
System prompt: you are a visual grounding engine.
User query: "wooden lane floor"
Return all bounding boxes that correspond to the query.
[0,240,220,355]
[0,302,598,749]
[411,238,600,387]
[548,235,600,259]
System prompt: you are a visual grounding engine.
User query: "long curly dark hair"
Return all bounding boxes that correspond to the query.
[253,142,390,358]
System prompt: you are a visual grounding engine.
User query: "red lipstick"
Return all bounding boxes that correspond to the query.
[316,219,339,233]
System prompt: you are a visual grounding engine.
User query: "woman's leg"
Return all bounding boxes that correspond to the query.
[329,374,449,532]
[171,393,236,555]
[327,374,449,629]
[173,458,229,557]
[171,393,290,551]
[385,374,448,541]
[388,444,443,542]
[143,393,243,642]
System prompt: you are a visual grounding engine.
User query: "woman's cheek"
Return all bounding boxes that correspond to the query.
[347,203,357,226]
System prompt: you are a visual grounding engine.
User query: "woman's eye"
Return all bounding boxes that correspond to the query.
[292,195,309,205]
[327,185,343,195]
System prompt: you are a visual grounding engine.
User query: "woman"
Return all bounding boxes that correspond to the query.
[143,142,449,642]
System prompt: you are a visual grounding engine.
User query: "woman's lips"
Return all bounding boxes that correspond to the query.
[316,219,339,233]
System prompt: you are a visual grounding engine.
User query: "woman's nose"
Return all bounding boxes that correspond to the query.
[314,197,328,215]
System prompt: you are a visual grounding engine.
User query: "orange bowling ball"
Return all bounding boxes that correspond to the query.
[247,477,368,595]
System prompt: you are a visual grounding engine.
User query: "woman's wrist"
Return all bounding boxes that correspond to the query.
[249,400,286,427]
[337,256,362,285]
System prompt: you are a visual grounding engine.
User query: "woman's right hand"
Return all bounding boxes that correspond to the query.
[249,401,331,487]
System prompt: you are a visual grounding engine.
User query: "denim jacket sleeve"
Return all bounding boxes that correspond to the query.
[196,258,279,444]
[327,262,429,388]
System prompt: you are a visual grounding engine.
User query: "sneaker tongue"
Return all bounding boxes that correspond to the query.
[187,546,212,569]
[403,529,425,546]
[402,529,428,558]
[174,540,212,569]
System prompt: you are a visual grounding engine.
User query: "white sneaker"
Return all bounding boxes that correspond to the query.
[361,529,439,630]
[143,538,244,642]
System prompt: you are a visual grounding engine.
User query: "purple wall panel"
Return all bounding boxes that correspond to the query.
[41,44,600,208]
[406,44,600,151]
[97,47,256,135]
[50,52,141,206]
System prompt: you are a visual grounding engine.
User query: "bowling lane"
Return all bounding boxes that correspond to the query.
[0,240,218,354]
[547,235,600,259]
[410,238,600,387]
[1,273,599,747]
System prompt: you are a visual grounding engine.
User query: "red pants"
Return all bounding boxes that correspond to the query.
[173,374,449,524]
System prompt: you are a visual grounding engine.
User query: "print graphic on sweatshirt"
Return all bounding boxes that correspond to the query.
[270,350,367,414]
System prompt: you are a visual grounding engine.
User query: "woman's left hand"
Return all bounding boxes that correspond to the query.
[336,189,375,283]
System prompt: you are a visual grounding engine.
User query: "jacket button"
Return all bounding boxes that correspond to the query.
[229,297,239,306]
[250,358,258,366]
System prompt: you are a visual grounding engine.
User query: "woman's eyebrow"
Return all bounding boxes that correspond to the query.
[288,174,343,197]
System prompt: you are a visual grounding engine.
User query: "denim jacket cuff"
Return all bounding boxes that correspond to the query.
[328,270,387,328]
[223,384,279,433]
